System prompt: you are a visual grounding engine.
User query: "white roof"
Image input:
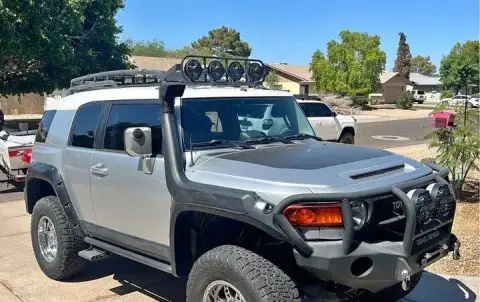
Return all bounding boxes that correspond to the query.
[409,73,442,86]
[47,86,293,111]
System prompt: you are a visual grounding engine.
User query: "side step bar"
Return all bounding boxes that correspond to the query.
[83,237,172,274]
[78,247,110,261]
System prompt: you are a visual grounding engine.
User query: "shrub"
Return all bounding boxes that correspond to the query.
[427,104,480,199]
[395,91,413,109]
[351,95,369,110]
[441,90,454,99]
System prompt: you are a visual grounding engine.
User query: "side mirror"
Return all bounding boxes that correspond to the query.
[332,111,337,117]
[124,127,155,174]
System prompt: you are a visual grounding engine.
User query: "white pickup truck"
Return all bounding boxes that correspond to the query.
[0,115,40,182]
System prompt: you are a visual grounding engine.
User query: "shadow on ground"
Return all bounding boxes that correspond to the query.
[403,272,477,302]
[63,257,477,302]
[68,256,186,301]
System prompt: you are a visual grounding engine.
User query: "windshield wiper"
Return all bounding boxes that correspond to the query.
[191,139,254,149]
[284,133,323,141]
[245,135,294,145]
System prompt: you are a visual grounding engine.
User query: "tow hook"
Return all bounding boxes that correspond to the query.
[453,241,461,260]
[401,270,411,291]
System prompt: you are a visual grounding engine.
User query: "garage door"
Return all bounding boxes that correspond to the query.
[384,86,404,104]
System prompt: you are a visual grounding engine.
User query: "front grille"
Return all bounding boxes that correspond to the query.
[350,165,405,180]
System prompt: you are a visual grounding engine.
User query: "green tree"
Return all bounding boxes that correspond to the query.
[410,55,437,76]
[127,39,196,58]
[191,26,252,57]
[310,30,386,96]
[393,32,412,79]
[440,40,479,93]
[264,69,280,89]
[0,0,132,95]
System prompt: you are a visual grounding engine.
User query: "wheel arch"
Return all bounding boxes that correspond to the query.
[340,126,355,137]
[25,162,85,237]
[170,207,289,277]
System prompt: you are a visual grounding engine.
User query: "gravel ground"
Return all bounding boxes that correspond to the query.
[387,144,480,277]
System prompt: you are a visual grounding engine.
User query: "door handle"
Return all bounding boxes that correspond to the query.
[90,163,108,176]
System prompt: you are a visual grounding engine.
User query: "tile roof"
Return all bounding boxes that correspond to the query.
[266,63,313,82]
[409,73,442,86]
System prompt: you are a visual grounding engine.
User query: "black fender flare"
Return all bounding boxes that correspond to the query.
[25,162,85,237]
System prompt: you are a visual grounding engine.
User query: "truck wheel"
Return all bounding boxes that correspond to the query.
[186,245,300,302]
[339,131,355,144]
[467,102,473,108]
[361,271,423,301]
[31,196,88,280]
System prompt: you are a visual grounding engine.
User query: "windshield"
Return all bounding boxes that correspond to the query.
[181,97,315,147]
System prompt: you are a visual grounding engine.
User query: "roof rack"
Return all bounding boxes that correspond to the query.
[67,69,165,94]
[66,56,269,95]
[293,94,321,100]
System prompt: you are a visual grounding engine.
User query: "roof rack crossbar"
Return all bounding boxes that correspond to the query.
[70,69,165,87]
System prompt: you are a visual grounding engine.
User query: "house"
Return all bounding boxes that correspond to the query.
[264,63,316,95]
[379,71,411,104]
[408,73,443,93]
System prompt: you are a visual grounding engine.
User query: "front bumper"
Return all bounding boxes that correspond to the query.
[294,233,460,293]
[273,163,459,293]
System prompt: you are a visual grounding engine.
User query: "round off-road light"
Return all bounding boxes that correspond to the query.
[407,189,435,224]
[184,59,203,81]
[228,61,244,82]
[350,200,367,230]
[207,60,225,82]
[248,62,265,82]
[427,183,454,218]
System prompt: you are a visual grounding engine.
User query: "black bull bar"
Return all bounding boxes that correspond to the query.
[273,163,454,258]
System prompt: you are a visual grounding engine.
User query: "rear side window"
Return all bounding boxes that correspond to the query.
[103,103,162,154]
[70,105,102,148]
[417,91,425,95]
[35,110,57,143]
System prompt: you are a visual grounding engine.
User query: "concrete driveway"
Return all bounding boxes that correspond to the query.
[0,200,478,302]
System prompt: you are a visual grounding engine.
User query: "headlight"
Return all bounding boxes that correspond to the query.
[427,183,454,218]
[407,189,435,224]
[350,200,367,230]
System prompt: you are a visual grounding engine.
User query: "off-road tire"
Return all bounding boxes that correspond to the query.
[417,101,424,104]
[31,195,88,280]
[339,131,355,144]
[186,245,300,302]
[361,271,423,301]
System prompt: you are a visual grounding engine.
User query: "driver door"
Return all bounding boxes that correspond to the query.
[89,101,171,260]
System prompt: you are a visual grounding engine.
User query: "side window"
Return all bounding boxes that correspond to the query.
[71,105,102,148]
[309,103,332,117]
[103,103,162,154]
[35,110,57,143]
[299,103,311,117]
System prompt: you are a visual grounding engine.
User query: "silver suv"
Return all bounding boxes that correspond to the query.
[25,56,460,302]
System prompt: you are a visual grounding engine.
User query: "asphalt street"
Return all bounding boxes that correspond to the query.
[356,117,433,149]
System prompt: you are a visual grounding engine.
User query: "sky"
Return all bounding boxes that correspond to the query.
[116,0,479,71]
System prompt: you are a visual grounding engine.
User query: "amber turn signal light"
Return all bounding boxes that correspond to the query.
[283,204,343,227]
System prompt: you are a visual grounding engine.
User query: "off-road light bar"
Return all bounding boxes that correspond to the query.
[407,189,435,224]
[427,183,454,218]
[181,55,266,84]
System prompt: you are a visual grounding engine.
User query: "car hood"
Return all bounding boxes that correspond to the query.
[186,142,431,201]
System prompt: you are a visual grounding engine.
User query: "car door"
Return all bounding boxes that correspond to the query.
[64,104,103,228]
[307,102,338,140]
[89,101,171,260]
